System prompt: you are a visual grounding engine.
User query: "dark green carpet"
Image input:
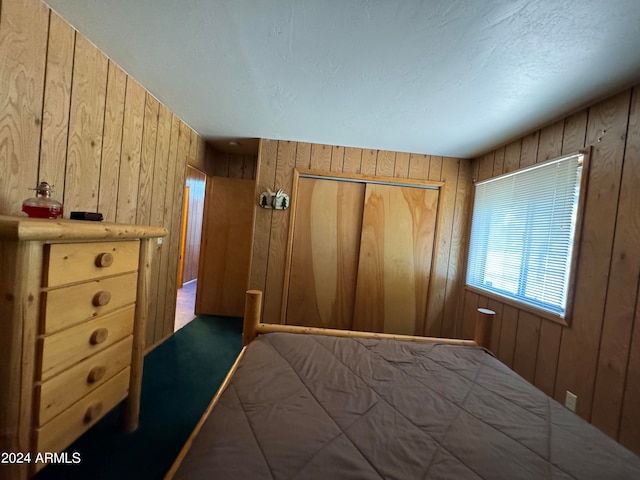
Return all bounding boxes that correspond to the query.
[34,315,243,480]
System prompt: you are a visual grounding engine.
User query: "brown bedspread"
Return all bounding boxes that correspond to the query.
[174,333,640,479]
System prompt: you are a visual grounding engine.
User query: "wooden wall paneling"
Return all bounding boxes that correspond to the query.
[503,139,522,173]
[408,153,429,180]
[487,299,504,353]
[212,151,230,177]
[147,114,179,347]
[591,86,640,438]
[375,150,396,176]
[424,157,458,336]
[512,311,541,383]
[97,61,126,222]
[619,280,640,452]
[562,110,589,153]
[228,154,245,178]
[63,35,108,214]
[554,90,630,419]
[537,120,565,162]
[478,152,494,181]
[285,177,365,329]
[145,104,172,346]
[39,12,74,198]
[189,128,198,162]
[519,131,539,168]
[343,147,362,174]
[492,147,505,175]
[310,143,332,170]
[460,290,479,340]
[295,142,312,169]
[534,321,562,397]
[394,152,410,178]
[116,78,145,223]
[361,149,378,175]
[248,139,278,296]
[160,121,189,340]
[428,155,442,181]
[330,145,344,172]
[0,0,48,215]
[497,305,519,368]
[136,94,159,225]
[442,159,472,338]
[263,141,297,323]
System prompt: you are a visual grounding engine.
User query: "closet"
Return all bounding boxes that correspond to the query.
[282,170,442,335]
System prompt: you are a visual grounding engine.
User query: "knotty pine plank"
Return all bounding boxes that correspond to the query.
[0,0,48,215]
[492,147,505,175]
[619,281,640,453]
[295,142,312,169]
[360,149,378,175]
[39,12,74,199]
[498,305,519,369]
[136,94,160,225]
[98,62,126,222]
[408,153,429,179]
[330,145,344,172]
[591,86,640,438]
[64,35,108,214]
[343,147,362,174]
[116,78,145,224]
[478,152,494,181]
[310,143,331,170]
[428,155,442,181]
[487,299,504,354]
[375,150,396,176]
[554,89,631,419]
[393,152,410,178]
[461,291,479,340]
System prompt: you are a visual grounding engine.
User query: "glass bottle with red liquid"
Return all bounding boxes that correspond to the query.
[22,182,64,219]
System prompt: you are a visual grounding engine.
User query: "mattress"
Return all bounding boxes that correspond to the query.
[174,332,640,479]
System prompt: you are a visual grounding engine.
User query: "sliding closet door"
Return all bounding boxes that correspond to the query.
[352,184,440,335]
[285,177,364,329]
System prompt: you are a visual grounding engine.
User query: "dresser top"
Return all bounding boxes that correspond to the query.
[0,215,168,241]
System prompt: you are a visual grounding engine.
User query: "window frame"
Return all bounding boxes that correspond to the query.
[464,149,590,326]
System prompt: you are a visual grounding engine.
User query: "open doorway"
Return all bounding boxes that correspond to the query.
[175,165,206,331]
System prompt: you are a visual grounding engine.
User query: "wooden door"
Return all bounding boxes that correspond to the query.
[285,177,364,329]
[352,183,440,335]
[195,177,254,317]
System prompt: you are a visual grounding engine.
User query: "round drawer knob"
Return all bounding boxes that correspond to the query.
[84,402,103,423]
[89,328,109,345]
[87,365,107,384]
[92,290,112,307]
[95,252,113,268]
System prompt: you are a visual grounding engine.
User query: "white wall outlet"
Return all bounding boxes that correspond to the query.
[565,391,577,412]
[157,237,163,245]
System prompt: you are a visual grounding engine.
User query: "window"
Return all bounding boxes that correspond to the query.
[466,152,586,321]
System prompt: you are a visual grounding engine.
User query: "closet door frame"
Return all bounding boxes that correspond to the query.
[281,168,445,330]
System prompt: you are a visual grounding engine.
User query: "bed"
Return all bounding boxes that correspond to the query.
[166,291,640,479]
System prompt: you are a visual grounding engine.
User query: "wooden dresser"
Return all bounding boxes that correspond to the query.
[0,216,167,479]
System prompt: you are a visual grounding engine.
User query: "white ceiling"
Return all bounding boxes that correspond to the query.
[44,0,640,159]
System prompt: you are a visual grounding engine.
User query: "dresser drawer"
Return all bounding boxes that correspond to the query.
[41,272,138,334]
[43,240,139,288]
[40,306,135,381]
[37,336,133,426]
[36,367,130,454]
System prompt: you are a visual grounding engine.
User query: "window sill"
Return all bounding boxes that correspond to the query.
[464,284,570,327]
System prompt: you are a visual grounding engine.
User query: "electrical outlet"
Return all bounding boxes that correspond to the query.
[157,237,163,245]
[565,391,577,412]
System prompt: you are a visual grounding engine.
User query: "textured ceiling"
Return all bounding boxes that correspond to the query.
[44,0,640,158]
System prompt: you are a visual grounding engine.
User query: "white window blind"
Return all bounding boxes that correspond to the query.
[466,153,584,318]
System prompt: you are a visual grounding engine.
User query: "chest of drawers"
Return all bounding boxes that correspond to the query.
[0,216,167,480]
